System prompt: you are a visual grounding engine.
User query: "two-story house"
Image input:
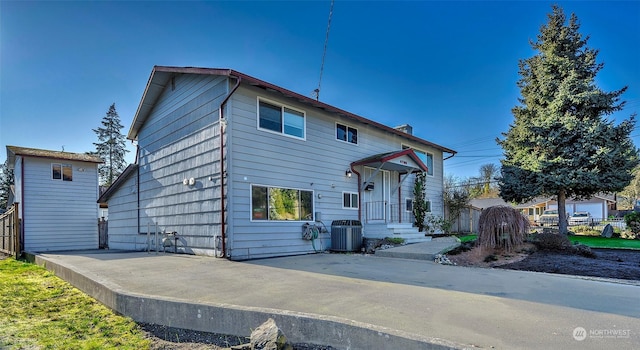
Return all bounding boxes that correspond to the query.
[100,66,456,260]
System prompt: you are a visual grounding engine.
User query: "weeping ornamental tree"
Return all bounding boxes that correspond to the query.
[498,6,639,235]
[478,206,530,252]
[93,103,129,186]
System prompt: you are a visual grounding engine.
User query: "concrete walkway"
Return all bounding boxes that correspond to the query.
[374,236,461,260]
[30,247,640,350]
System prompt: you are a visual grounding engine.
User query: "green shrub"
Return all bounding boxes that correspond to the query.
[571,226,601,236]
[533,232,573,251]
[624,212,640,234]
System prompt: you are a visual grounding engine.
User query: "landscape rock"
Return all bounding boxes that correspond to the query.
[601,224,614,238]
[250,318,292,350]
[434,254,456,265]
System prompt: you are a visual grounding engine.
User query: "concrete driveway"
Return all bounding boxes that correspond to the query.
[31,250,640,350]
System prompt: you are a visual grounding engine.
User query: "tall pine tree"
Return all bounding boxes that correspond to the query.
[93,103,129,186]
[0,160,14,210]
[498,6,638,234]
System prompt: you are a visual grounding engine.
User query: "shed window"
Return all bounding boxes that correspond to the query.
[52,164,72,181]
[336,123,358,144]
[258,99,305,139]
[252,185,313,221]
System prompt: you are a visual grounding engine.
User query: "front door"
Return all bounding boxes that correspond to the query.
[363,167,390,223]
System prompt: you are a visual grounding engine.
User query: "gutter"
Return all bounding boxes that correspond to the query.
[217,75,242,258]
[443,152,456,161]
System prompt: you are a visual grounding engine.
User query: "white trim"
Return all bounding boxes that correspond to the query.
[256,96,306,140]
[249,183,315,222]
[335,122,358,145]
[342,191,359,210]
[51,163,73,181]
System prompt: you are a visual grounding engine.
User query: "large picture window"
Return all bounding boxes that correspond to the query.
[52,163,72,181]
[252,185,313,221]
[258,99,305,139]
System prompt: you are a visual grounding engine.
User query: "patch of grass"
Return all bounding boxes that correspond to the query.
[568,236,640,249]
[0,258,150,349]
[384,237,405,245]
[458,234,477,243]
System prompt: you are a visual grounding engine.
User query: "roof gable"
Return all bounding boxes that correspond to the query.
[351,149,428,173]
[6,146,103,168]
[128,66,457,155]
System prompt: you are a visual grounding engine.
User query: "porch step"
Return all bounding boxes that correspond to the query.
[363,224,431,243]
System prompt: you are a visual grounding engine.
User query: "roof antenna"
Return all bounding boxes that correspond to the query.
[315,0,334,101]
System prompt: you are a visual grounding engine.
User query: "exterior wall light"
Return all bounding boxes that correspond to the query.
[346,169,353,178]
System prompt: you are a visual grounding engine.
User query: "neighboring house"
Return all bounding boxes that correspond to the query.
[100,66,456,260]
[515,195,616,224]
[6,146,103,252]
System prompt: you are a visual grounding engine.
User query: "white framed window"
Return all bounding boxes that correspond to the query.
[402,145,434,176]
[336,123,358,144]
[342,191,359,209]
[408,198,431,212]
[52,163,72,181]
[251,184,313,221]
[258,98,305,139]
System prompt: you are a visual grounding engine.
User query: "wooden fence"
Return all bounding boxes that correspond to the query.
[0,203,21,258]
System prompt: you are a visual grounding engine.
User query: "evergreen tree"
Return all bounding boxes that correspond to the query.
[0,159,14,210]
[93,103,129,186]
[498,6,639,234]
[479,163,498,196]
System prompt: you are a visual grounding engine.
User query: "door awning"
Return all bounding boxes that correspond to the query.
[351,149,428,174]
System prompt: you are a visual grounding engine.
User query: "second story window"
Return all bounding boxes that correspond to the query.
[336,123,357,144]
[258,99,305,139]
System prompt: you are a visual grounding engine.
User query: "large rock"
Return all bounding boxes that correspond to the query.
[601,224,613,238]
[250,318,292,350]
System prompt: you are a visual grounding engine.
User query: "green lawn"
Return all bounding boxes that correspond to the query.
[458,234,478,243]
[569,235,640,249]
[0,258,150,349]
[456,233,640,249]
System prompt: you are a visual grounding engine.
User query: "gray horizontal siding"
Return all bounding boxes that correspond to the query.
[22,157,99,252]
[225,85,445,259]
[106,168,139,251]
[109,74,227,254]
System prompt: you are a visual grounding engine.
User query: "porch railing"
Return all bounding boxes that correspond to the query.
[363,201,415,224]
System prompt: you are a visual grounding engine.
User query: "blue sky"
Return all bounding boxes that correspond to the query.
[1,1,639,180]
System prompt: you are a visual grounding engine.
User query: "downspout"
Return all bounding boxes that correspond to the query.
[20,156,25,252]
[398,172,402,223]
[218,75,242,258]
[350,164,362,222]
[136,144,140,236]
